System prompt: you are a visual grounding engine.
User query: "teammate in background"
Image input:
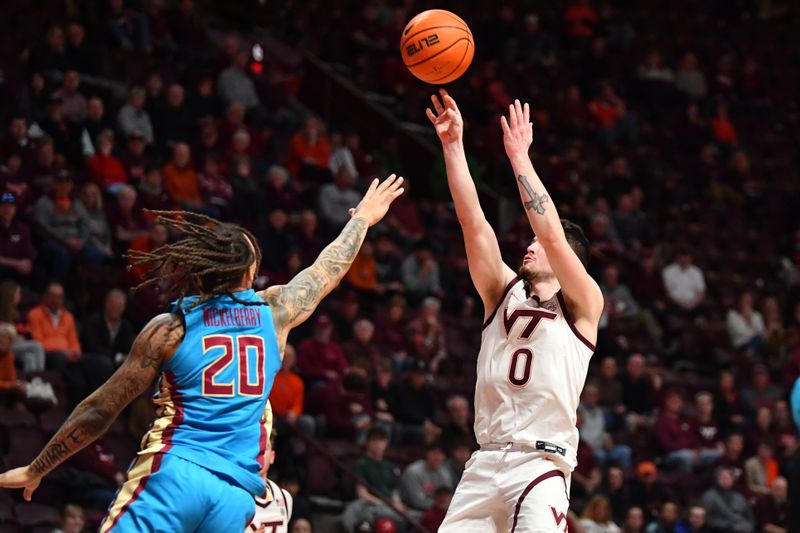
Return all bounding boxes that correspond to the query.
[426,90,603,532]
[0,175,404,532]
[248,409,293,533]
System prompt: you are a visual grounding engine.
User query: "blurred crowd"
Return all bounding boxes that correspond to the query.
[0,0,798,532]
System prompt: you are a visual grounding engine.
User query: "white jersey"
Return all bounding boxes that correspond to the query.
[474,276,595,470]
[247,479,293,533]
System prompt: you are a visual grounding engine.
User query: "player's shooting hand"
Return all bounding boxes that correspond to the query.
[426,89,463,145]
[500,99,533,160]
[0,466,42,501]
[348,174,405,227]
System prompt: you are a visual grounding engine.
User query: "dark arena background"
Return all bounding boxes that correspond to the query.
[0,0,799,531]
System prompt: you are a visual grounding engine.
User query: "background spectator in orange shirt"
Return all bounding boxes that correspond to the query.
[162,142,202,211]
[0,323,26,404]
[565,0,598,38]
[285,116,332,183]
[346,240,381,295]
[86,130,127,192]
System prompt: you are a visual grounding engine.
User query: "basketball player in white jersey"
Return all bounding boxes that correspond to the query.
[247,402,293,533]
[426,90,603,532]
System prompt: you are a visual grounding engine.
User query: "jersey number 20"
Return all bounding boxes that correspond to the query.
[202,335,265,397]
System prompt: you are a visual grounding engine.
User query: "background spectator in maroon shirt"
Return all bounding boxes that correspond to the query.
[654,390,702,472]
[0,193,34,282]
[690,391,723,466]
[419,487,452,533]
[296,314,349,387]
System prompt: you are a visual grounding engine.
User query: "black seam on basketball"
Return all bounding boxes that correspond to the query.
[406,36,470,68]
[401,25,471,49]
[430,39,472,82]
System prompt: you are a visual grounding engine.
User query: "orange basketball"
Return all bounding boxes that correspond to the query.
[400,9,474,85]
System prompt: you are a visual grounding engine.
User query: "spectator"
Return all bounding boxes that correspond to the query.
[64,440,125,510]
[743,440,779,497]
[318,162,360,230]
[264,165,300,213]
[65,22,97,74]
[655,390,712,472]
[217,49,260,110]
[137,166,176,217]
[714,432,746,491]
[296,314,349,386]
[28,282,81,358]
[620,354,657,426]
[269,344,305,423]
[286,117,332,181]
[374,295,409,358]
[81,289,136,367]
[107,0,148,51]
[342,426,406,533]
[0,323,26,404]
[644,501,680,533]
[629,462,671,520]
[86,130,127,191]
[370,356,395,429]
[162,142,202,211]
[117,86,154,145]
[317,371,373,441]
[343,319,381,368]
[580,495,621,533]
[726,291,766,352]
[710,103,738,147]
[445,439,472,484]
[699,467,755,533]
[621,507,645,533]
[564,0,599,38]
[51,504,85,533]
[329,131,359,181]
[589,82,637,146]
[439,394,477,453]
[675,53,708,101]
[38,94,87,166]
[401,244,442,302]
[229,156,260,225]
[188,75,220,123]
[600,264,662,348]
[578,384,632,468]
[119,130,150,183]
[419,486,453,533]
[662,248,706,315]
[125,222,168,289]
[197,154,233,217]
[690,391,723,465]
[0,281,45,373]
[259,207,294,275]
[76,182,114,260]
[591,356,624,413]
[714,370,746,433]
[685,506,711,533]
[154,83,193,151]
[290,518,313,533]
[573,423,602,499]
[53,70,87,124]
[83,97,113,147]
[389,359,439,446]
[405,297,446,370]
[33,172,101,280]
[399,441,454,514]
[740,364,781,415]
[602,466,633,525]
[107,184,148,252]
[754,476,787,533]
[0,192,34,282]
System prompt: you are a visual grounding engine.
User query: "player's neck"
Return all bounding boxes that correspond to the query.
[525,277,560,302]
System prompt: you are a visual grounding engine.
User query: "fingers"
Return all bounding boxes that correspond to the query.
[430,94,444,116]
[515,99,523,124]
[441,89,459,112]
[508,104,517,130]
[425,107,437,124]
[523,102,530,124]
[500,115,511,135]
[387,176,404,192]
[377,173,397,192]
[391,187,405,199]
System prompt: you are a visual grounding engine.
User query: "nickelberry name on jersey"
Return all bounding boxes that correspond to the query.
[202,306,262,327]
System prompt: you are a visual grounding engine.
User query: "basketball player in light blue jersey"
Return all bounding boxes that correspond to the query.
[0,174,405,532]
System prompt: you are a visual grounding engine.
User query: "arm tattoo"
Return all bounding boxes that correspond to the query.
[517,174,550,215]
[29,314,182,476]
[264,217,368,334]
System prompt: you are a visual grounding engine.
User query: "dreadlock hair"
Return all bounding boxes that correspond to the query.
[126,210,263,311]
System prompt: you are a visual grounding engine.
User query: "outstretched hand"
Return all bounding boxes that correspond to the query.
[349,174,405,226]
[426,88,463,145]
[0,466,41,501]
[500,99,533,160]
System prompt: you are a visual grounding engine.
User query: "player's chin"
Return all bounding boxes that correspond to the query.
[518,263,548,280]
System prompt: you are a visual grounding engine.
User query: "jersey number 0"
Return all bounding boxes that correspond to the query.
[504,308,557,388]
[202,335,266,397]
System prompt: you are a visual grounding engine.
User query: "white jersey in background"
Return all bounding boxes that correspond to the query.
[475,276,595,471]
[247,479,293,533]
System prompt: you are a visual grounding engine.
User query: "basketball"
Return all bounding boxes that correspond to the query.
[400,9,474,85]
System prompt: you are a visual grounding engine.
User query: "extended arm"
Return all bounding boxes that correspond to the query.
[426,90,516,310]
[260,175,404,350]
[501,100,603,329]
[0,313,183,500]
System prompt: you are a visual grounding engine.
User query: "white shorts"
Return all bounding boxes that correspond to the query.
[439,447,571,533]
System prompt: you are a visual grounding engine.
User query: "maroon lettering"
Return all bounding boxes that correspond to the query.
[550,506,567,531]
[503,308,557,339]
[508,348,533,387]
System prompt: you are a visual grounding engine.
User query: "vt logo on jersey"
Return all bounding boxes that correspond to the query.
[503,308,557,339]
[550,506,568,532]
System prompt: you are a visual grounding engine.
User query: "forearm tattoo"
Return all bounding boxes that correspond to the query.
[518,174,550,215]
[29,315,182,476]
[264,217,368,331]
